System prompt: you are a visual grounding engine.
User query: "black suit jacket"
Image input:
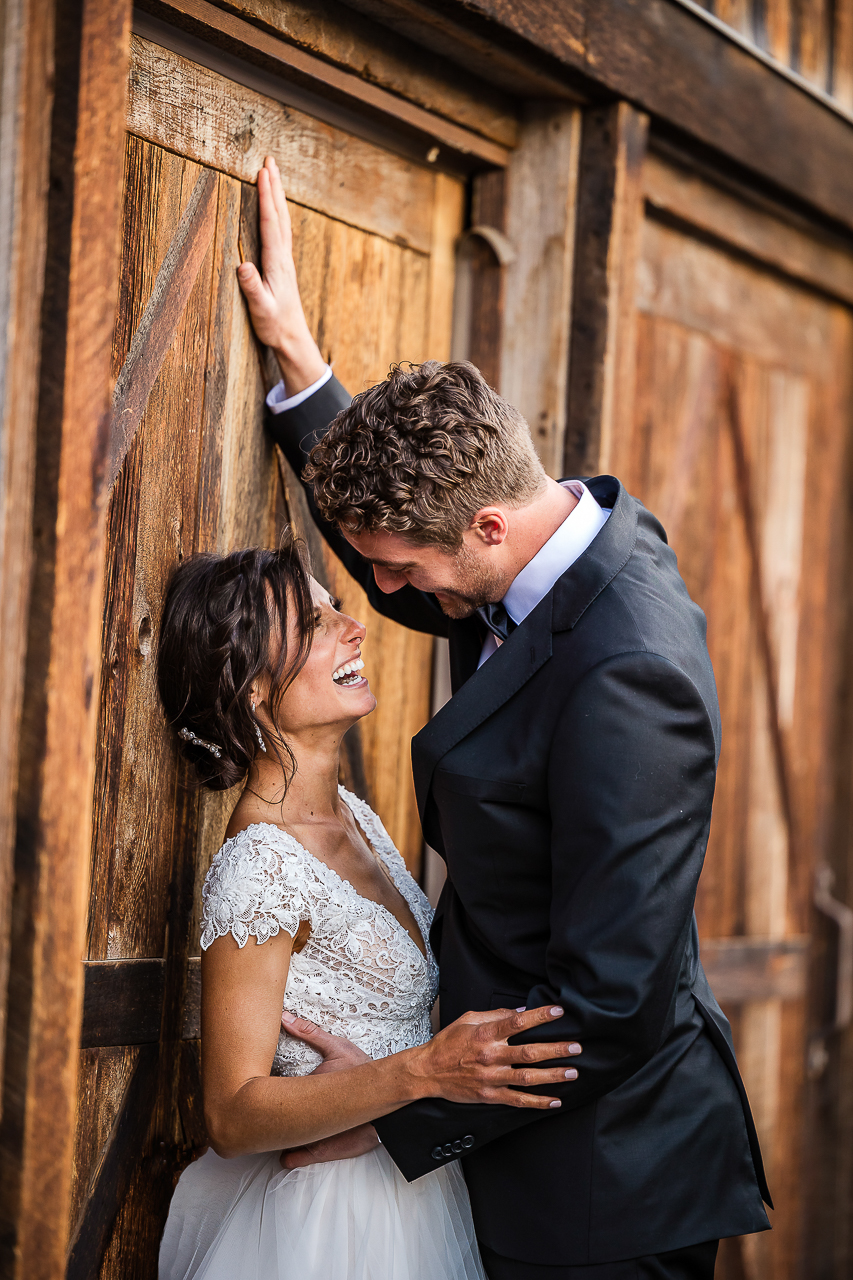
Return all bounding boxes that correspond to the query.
[268,376,771,1266]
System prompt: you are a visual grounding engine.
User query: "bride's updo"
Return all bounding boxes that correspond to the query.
[157,541,315,791]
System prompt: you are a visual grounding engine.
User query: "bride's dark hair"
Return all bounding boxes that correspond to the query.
[157,539,315,791]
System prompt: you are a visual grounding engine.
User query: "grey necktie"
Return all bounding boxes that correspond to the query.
[482,601,517,643]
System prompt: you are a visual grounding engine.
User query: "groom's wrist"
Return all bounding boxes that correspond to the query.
[272,335,327,395]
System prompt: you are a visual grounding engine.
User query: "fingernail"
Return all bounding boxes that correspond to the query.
[550,1007,564,1018]
[568,1043,582,1055]
[516,1007,527,1012]
[565,1068,578,1080]
[549,1100,561,1108]
[282,1011,295,1024]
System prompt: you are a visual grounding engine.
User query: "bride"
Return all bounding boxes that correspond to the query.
[155,541,578,1280]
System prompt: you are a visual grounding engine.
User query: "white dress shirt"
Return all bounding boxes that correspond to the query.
[477,482,610,667]
[267,375,611,670]
[267,368,332,414]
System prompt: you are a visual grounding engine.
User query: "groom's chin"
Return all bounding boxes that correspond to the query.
[433,592,480,619]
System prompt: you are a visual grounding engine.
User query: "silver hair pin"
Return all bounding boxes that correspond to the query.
[179,726,222,759]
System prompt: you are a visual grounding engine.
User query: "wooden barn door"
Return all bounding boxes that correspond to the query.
[572,111,853,1280]
[66,32,464,1277]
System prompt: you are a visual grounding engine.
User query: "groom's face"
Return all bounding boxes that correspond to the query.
[342,527,507,619]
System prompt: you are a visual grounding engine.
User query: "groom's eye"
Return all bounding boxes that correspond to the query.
[330,596,343,612]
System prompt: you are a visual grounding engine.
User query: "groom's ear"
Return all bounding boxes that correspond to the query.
[469,508,509,546]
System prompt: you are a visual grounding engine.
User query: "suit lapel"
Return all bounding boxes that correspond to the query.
[413,593,554,828]
[412,477,639,835]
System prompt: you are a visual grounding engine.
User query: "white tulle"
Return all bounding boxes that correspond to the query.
[160,1147,486,1280]
[160,787,486,1280]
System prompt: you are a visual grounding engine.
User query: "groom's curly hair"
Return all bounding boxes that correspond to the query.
[304,361,547,550]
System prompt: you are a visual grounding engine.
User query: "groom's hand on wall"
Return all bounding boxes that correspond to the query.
[236,155,327,393]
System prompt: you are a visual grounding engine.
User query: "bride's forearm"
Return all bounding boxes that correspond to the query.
[207,1045,428,1159]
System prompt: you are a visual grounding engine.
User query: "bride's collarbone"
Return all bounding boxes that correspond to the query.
[228,801,427,960]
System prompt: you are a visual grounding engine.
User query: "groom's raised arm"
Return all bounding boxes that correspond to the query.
[238,156,447,639]
[373,652,718,1180]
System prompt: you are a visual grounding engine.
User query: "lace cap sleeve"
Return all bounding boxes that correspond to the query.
[200,826,312,950]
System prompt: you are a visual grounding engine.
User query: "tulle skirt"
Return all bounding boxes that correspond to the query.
[159,1144,487,1280]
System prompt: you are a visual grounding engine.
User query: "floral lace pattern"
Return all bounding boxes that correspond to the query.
[200,787,439,1074]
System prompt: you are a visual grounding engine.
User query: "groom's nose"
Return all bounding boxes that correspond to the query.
[372,565,407,593]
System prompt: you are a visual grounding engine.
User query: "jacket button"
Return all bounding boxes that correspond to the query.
[462,1135,475,1149]
[431,1147,443,1160]
[451,1140,463,1153]
[442,1143,454,1157]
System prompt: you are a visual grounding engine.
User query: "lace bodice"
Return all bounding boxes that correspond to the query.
[200,787,438,1075]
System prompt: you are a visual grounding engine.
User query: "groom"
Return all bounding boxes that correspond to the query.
[237,158,771,1279]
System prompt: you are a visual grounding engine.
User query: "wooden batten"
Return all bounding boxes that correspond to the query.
[133,0,511,169]
[564,102,648,477]
[500,102,581,478]
[0,0,132,1276]
[194,0,520,147]
[0,0,55,1117]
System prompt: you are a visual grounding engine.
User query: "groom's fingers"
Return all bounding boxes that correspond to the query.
[265,155,293,252]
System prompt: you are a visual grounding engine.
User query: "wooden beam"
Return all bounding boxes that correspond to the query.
[500,102,581,479]
[135,0,511,168]
[0,0,131,1272]
[0,0,55,1117]
[701,936,810,1002]
[345,0,853,235]
[564,102,648,476]
[80,961,167,1048]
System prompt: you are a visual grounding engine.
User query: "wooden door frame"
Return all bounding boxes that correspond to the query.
[0,0,132,1276]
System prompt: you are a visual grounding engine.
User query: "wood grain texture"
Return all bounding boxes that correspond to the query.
[108,166,218,489]
[643,148,853,305]
[614,184,853,1280]
[700,935,809,1000]
[139,0,514,167]
[348,0,853,232]
[0,0,56,1109]
[80,960,166,1047]
[564,102,647,477]
[128,35,439,252]
[835,0,853,108]
[0,0,132,1274]
[202,0,519,146]
[500,103,580,478]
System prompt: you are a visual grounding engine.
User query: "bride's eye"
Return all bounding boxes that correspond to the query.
[330,596,343,612]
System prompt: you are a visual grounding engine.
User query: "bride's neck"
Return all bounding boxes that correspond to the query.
[249,725,345,825]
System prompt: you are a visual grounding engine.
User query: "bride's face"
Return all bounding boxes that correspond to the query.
[271,577,376,735]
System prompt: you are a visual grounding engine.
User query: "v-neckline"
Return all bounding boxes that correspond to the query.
[225,804,430,965]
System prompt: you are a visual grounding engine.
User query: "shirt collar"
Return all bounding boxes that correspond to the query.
[501,481,610,625]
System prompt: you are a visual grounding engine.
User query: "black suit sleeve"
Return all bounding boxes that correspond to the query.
[267,376,449,637]
[374,650,718,1179]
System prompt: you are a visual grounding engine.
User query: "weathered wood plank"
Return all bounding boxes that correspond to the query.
[346,0,853,233]
[202,0,519,147]
[108,166,218,489]
[80,961,166,1048]
[701,936,809,1001]
[0,0,132,1273]
[139,0,514,168]
[500,103,580,477]
[0,0,55,1106]
[65,1043,158,1280]
[88,147,213,961]
[564,102,647,477]
[644,149,853,306]
[128,34,439,252]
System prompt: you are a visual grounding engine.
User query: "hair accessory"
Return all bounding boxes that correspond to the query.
[178,726,222,759]
[251,703,267,753]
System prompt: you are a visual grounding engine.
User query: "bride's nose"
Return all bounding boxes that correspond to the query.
[343,615,366,646]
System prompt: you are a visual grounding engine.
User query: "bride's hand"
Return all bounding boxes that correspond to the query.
[278,1013,378,1170]
[280,1010,371,1075]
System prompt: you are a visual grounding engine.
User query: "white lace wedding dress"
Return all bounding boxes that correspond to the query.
[159,787,486,1280]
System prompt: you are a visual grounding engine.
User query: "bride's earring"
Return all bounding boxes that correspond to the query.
[251,702,267,752]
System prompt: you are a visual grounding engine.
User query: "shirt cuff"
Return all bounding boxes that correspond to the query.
[266,365,333,414]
